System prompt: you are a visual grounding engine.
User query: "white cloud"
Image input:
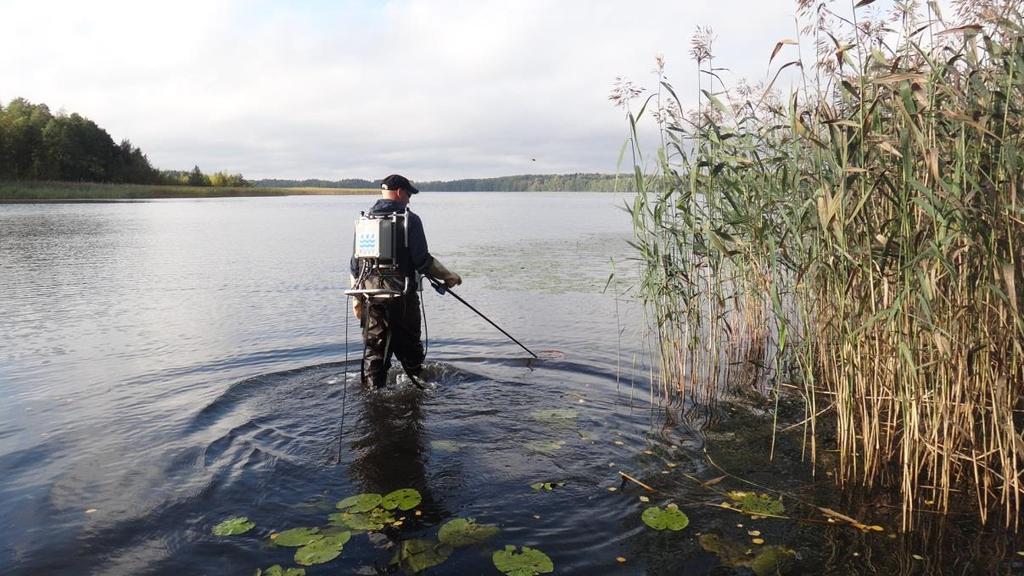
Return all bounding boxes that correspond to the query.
[1,0,857,180]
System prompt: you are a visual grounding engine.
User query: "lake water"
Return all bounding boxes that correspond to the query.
[2,193,1021,576]
[0,193,661,574]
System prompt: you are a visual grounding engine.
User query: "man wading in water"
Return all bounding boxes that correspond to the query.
[349,174,462,389]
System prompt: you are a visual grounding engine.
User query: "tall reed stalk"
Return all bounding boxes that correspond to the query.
[618,0,1024,528]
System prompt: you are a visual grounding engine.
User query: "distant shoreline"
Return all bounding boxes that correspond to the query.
[0,181,378,202]
[0,181,626,201]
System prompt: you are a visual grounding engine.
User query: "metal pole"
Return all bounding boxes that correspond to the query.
[426,276,539,359]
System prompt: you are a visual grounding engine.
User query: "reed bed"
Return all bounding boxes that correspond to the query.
[619,0,1023,528]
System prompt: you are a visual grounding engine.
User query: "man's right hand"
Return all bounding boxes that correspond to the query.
[427,257,462,288]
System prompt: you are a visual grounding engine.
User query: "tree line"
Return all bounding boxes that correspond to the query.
[0,97,248,187]
[255,173,635,192]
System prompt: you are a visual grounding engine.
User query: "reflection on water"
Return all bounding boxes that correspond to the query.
[348,385,446,525]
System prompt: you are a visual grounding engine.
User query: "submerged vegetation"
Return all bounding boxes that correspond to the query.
[619,0,1023,529]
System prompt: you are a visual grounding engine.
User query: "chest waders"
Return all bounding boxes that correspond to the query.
[345,210,425,389]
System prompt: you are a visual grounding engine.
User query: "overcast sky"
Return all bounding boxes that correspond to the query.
[0,0,939,180]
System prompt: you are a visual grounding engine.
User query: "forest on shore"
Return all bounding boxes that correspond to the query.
[0,98,247,188]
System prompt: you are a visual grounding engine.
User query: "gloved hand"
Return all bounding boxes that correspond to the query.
[427,257,462,288]
[349,274,364,319]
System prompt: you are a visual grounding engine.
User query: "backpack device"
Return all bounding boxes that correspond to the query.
[345,210,413,298]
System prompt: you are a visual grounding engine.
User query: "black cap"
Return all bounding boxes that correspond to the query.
[381,174,419,195]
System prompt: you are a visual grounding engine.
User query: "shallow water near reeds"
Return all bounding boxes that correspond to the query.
[1,193,1021,575]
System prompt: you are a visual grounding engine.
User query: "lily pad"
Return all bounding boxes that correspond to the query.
[749,546,797,576]
[525,440,566,455]
[391,539,453,573]
[271,527,323,547]
[438,518,500,547]
[492,545,554,576]
[369,506,398,525]
[336,493,383,513]
[329,508,395,531]
[327,510,372,528]
[257,566,305,576]
[530,481,566,491]
[382,488,422,511]
[329,512,380,531]
[699,534,796,576]
[641,504,690,531]
[212,516,255,536]
[726,491,785,517]
[294,532,351,566]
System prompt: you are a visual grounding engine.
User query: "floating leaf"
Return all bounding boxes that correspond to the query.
[391,539,453,573]
[525,440,566,455]
[258,566,306,576]
[212,516,255,536]
[371,507,398,524]
[271,527,323,547]
[329,508,395,531]
[294,532,351,566]
[641,504,690,531]
[748,544,797,576]
[327,512,369,531]
[336,493,382,513]
[382,488,422,511]
[438,518,500,547]
[493,545,554,576]
[529,481,566,491]
[726,491,785,517]
[699,534,796,576]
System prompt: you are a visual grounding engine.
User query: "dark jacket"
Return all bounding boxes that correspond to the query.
[350,199,432,279]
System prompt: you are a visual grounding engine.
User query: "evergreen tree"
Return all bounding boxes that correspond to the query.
[187,165,209,186]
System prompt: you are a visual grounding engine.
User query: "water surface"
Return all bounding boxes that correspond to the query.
[2,193,1021,575]
[1,193,667,574]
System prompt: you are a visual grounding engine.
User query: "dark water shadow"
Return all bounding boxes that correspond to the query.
[629,395,1024,576]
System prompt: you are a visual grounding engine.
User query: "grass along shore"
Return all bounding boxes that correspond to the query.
[0,181,377,201]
